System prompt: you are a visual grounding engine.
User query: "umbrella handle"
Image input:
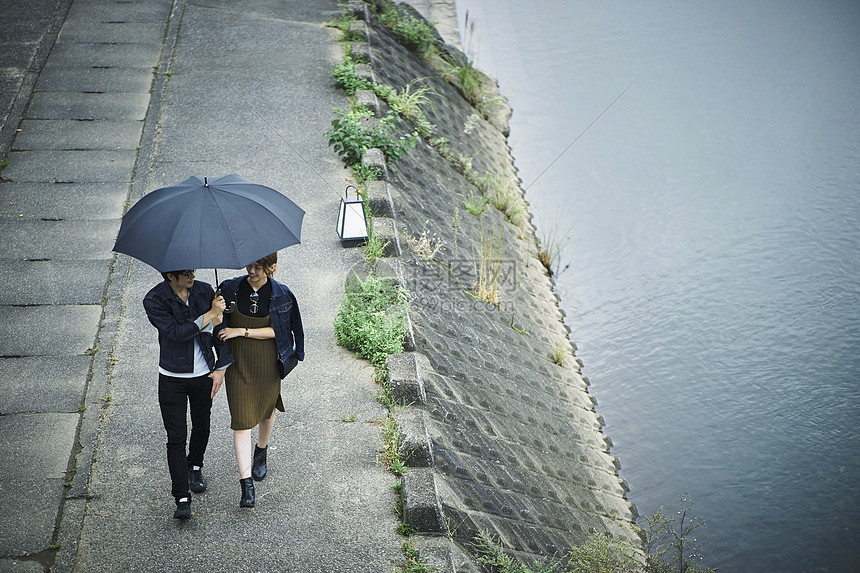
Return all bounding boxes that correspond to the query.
[215,287,236,314]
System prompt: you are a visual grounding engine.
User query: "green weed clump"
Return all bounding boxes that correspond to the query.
[352,162,382,188]
[463,189,487,217]
[448,53,484,106]
[326,107,417,166]
[327,11,353,36]
[379,5,437,56]
[334,274,407,369]
[399,539,441,572]
[566,533,640,573]
[331,58,373,96]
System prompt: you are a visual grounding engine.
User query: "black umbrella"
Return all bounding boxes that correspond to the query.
[114,174,304,273]
[114,174,304,310]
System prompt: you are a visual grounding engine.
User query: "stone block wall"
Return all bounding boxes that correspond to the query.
[346,2,640,569]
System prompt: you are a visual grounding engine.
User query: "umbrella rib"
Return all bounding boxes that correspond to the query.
[201,186,240,269]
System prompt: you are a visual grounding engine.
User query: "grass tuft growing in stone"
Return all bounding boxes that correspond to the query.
[551,341,569,366]
[334,274,407,369]
[431,11,485,107]
[399,539,442,572]
[463,190,488,217]
[363,225,390,267]
[388,79,434,117]
[536,222,568,276]
[476,171,528,230]
[473,220,503,306]
[379,414,408,476]
[382,79,437,137]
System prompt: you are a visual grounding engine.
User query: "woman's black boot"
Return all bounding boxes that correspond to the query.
[252,444,268,481]
[239,477,255,508]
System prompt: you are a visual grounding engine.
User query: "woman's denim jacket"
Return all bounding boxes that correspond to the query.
[219,276,305,375]
[142,280,232,374]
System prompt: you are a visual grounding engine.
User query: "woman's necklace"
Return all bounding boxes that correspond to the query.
[247,277,267,314]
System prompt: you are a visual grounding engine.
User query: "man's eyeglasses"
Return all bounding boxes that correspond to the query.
[177,270,195,278]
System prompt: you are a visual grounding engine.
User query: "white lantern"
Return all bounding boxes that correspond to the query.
[336,185,368,247]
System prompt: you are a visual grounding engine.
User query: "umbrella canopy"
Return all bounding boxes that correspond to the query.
[113,174,304,272]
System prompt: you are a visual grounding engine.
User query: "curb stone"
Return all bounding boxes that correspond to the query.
[370,216,401,257]
[364,179,394,217]
[402,467,446,533]
[387,351,425,406]
[398,407,434,468]
[350,41,371,63]
[354,88,379,116]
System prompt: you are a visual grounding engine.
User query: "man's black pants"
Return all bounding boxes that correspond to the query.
[158,373,212,500]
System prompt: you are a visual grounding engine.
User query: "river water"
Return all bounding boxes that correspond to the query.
[453,1,860,571]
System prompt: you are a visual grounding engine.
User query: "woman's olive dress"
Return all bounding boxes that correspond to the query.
[225,286,285,430]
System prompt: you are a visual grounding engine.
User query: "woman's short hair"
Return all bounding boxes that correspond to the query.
[256,253,278,276]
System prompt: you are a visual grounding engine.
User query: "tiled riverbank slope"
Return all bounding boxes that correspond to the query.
[348,2,640,567]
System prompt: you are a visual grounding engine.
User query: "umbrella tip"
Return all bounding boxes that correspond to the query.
[204,177,208,186]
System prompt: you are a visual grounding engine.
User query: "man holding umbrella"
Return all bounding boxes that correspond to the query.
[143,269,231,520]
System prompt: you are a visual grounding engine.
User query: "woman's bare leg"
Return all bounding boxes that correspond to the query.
[234,429,253,479]
[257,409,276,448]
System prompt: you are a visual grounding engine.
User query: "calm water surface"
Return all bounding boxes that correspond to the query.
[454,1,860,571]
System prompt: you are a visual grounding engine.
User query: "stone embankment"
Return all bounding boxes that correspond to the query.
[345,1,640,568]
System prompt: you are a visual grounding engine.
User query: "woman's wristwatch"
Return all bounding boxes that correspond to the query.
[244,328,249,337]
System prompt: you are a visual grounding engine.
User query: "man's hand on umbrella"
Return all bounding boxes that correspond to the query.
[209,368,225,398]
[203,296,227,328]
[212,295,226,314]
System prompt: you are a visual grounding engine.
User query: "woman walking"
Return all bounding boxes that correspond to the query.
[217,253,304,507]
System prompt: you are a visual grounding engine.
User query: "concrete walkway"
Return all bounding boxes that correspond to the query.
[0,1,405,571]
